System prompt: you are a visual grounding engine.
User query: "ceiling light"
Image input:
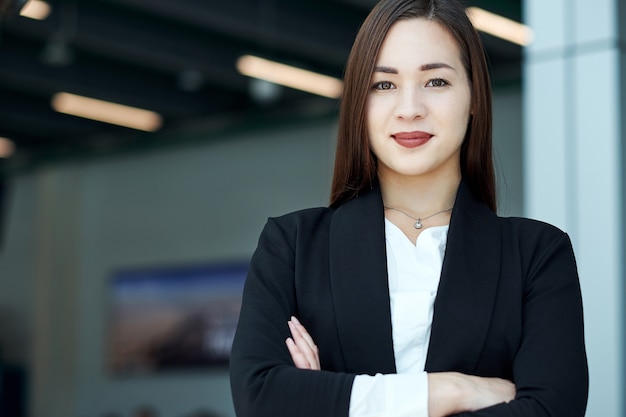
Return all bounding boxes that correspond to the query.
[466,7,534,46]
[51,92,163,132]
[236,55,343,99]
[0,137,16,158]
[20,0,51,20]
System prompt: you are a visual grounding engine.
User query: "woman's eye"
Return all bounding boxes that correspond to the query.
[373,81,395,90]
[426,78,449,88]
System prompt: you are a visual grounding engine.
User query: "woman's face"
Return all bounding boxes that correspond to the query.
[367,18,471,182]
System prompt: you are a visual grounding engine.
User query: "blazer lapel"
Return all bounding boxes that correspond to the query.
[425,183,502,373]
[329,185,397,375]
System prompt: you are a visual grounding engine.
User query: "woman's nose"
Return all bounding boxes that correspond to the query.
[395,88,426,120]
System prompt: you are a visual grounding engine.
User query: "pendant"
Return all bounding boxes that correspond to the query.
[414,219,423,229]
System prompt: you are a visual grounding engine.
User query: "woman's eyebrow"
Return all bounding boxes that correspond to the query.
[420,62,456,72]
[373,66,398,74]
[373,63,457,73]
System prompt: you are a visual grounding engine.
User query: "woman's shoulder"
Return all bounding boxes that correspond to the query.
[262,206,335,237]
[496,215,572,253]
[270,206,334,224]
[498,215,565,233]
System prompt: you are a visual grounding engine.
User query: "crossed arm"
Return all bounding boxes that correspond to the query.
[286,316,515,417]
[231,218,588,417]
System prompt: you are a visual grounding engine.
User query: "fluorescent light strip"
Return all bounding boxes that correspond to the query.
[237,55,343,99]
[51,92,162,132]
[20,0,51,20]
[466,7,534,46]
[0,137,16,158]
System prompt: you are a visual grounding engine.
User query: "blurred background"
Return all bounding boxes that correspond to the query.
[0,0,621,416]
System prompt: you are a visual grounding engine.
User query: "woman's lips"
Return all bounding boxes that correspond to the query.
[391,131,433,148]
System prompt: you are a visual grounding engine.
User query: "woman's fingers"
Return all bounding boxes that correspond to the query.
[468,375,515,407]
[290,317,317,351]
[286,316,321,370]
[288,318,320,369]
[455,373,516,412]
[428,372,516,417]
[286,337,312,369]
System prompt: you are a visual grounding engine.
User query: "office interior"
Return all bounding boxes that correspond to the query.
[0,0,622,416]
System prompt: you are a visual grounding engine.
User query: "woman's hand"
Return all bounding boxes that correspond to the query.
[285,316,320,370]
[428,372,516,417]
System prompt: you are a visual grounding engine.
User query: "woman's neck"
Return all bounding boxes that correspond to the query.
[379,171,461,216]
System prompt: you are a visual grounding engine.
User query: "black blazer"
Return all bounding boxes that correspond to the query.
[230,183,588,417]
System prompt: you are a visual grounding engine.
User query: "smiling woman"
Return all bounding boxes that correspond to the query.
[367,19,472,196]
[229,1,588,416]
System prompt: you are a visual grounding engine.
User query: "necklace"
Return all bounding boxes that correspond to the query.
[384,205,453,229]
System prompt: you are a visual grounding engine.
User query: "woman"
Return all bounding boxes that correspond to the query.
[229,0,588,416]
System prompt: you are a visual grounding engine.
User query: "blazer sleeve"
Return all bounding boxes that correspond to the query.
[455,232,589,417]
[229,217,355,417]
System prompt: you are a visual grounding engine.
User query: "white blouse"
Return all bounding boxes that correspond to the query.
[349,219,449,417]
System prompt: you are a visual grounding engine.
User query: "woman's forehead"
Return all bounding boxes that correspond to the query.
[376,18,464,68]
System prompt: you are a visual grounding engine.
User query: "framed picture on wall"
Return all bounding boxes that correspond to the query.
[106,261,248,375]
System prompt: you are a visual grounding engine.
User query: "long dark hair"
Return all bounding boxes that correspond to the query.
[330,0,496,211]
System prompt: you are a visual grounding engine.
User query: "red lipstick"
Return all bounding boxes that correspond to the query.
[391,131,433,148]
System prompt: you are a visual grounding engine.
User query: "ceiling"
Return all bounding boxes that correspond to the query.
[0,0,522,174]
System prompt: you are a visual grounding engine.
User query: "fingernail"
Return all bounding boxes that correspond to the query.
[291,316,301,325]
